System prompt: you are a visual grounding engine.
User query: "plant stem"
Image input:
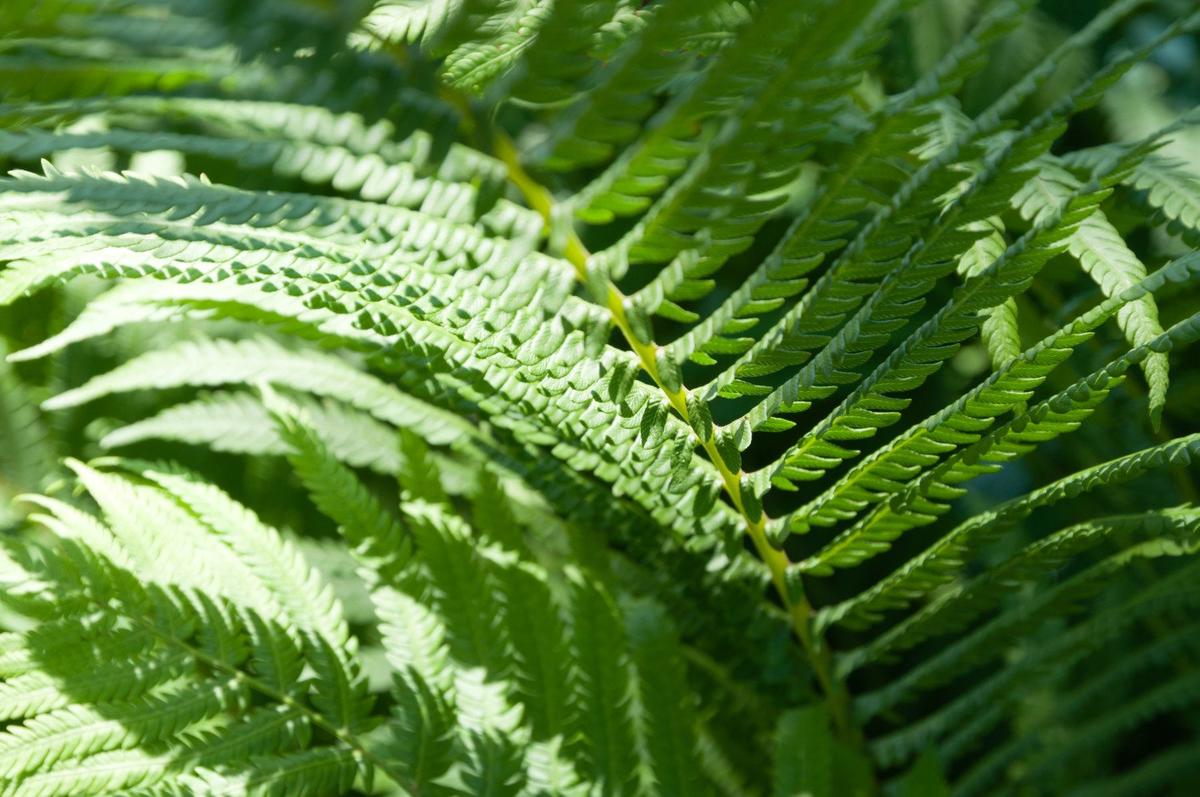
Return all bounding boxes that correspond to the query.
[495,131,862,748]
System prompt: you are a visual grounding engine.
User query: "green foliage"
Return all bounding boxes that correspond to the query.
[1,1,1199,794]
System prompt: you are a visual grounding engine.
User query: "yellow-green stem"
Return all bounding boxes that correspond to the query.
[495,131,860,745]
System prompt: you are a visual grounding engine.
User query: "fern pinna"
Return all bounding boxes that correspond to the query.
[1,0,1199,794]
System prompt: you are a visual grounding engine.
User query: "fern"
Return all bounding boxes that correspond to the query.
[1,0,1199,794]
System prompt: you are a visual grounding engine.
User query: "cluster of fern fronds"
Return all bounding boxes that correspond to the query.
[1,0,1199,795]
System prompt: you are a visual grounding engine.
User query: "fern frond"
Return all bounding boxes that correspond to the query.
[0,496,382,794]
[266,397,719,794]
[45,336,473,446]
[2,2,1199,793]
[132,462,350,647]
[1127,151,1200,245]
[854,509,1200,733]
[266,389,411,583]
[757,135,1164,538]
[772,706,833,797]
[0,164,738,549]
[662,0,1033,369]
[487,0,626,107]
[564,570,639,796]
[1015,156,1170,424]
[843,507,1200,681]
[0,342,56,515]
[0,92,544,236]
[625,598,706,795]
[529,0,720,171]
[361,0,471,48]
[796,281,1200,575]
[818,433,1200,631]
[955,215,1022,370]
[958,667,1200,797]
[1065,148,1200,247]
[64,459,277,605]
[696,0,1161,411]
[869,557,1200,770]
[587,0,903,281]
[101,391,406,475]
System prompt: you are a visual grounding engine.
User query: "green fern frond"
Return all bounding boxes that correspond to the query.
[818,433,1200,631]
[772,706,833,797]
[2,1,1200,793]
[797,280,1200,576]
[100,391,406,474]
[1015,156,1170,424]
[0,480,379,794]
[870,556,1200,771]
[0,343,56,517]
[45,336,473,446]
[1065,147,1200,247]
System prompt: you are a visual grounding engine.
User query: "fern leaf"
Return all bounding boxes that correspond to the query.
[0,651,191,723]
[64,460,275,607]
[798,291,1200,575]
[0,678,247,781]
[699,0,1156,408]
[772,705,834,797]
[371,670,457,792]
[135,463,350,648]
[1015,158,1170,425]
[265,389,411,582]
[0,546,374,793]
[0,164,737,550]
[45,336,473,446]
[959,669,1200,797]
[664,0,1032,368]
[502,0,624,106]
[172,746,362,797]
[362,0,475,47]
[759,137,1149,530]
[0,93,520,224]
[566,572,639,796]
[490,556,572,741]
[0,342,56,512]
[2,3,1199,793]
[624,598,707,796]
[841,503,1199,680]
[1127,152,1200,245]
[437,1,548,95]
[819,434,1200,631]
[872,558,1200,770]
[531,0,720,171]
[1065,149,1200,246]
[102,392,405,475]
[589,0,903,283]
[892,522,1190,695]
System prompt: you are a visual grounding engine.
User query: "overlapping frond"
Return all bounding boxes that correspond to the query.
[0,430,717,796]
[0,162,739,552]
[0,463,374,796]
[266,397,712,795]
